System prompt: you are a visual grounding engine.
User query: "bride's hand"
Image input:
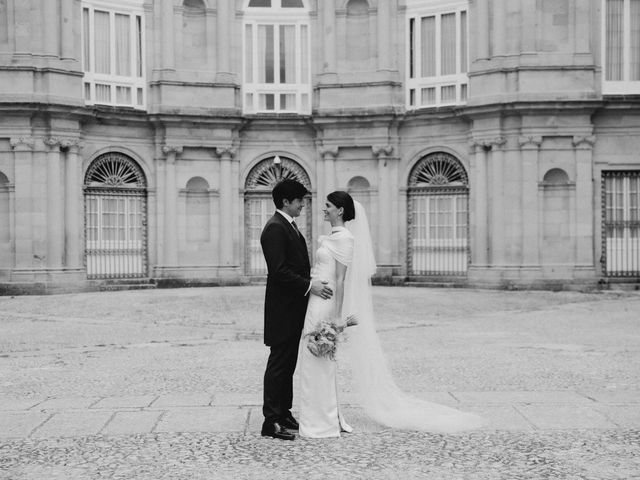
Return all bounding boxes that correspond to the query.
[310,280,333,299]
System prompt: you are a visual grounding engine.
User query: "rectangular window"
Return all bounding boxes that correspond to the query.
[407,3,469,109]
[603,0,640,93]
[243,19,311,114]
[81,2,146,109]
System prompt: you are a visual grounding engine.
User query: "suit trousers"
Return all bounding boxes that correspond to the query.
[263,335,300,423]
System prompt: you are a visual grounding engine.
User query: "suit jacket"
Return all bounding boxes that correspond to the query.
[260,212,311,346]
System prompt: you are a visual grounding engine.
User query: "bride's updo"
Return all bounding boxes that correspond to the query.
[327,191,356,221]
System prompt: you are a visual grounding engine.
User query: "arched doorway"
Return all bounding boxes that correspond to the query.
[408,152,469,276]
[244,155,312,275]
[84,153,148,279]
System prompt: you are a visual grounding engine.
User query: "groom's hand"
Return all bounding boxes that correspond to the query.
[310,280,333,300]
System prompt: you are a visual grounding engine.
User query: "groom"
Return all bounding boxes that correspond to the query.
[260,179,333,440]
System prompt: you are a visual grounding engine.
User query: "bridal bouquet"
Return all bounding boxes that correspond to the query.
[305,315,358,361]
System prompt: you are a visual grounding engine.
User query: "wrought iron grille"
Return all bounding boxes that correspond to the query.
[244,156,312,276]
[602,171,640,277]
[84,153,148,279]
[408,153,470,276]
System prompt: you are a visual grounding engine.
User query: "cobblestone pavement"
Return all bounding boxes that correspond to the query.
[1,286,640,479]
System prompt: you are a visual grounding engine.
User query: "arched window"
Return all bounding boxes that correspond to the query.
[185,176,211,243]
[243,0,311,113]
[244,156,312,275]
[408,152,469,276]
[84,153,147,279]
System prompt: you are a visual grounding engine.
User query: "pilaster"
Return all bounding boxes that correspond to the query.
[216,147,236,266]
[488,137,507,265]
[373,144,395,267]
[162,145,183,266]
[320,147,339,198]
[10,137,35,269]
[469,139,490,266]
[572,135,596,271]
[61,139,84,271]
[518,135,542,266]
[44,138,64,269]
[322,0,337,73]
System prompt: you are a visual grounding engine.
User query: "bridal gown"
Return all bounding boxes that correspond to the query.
[298,227,353,438]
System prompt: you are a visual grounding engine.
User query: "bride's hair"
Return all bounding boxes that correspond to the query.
[327,191,356,221]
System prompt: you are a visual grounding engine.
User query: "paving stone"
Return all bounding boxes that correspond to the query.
[92,395,156,409]
[463,405,536,431]
[0,396,44,411]
[453,390,592,405]
[102,411,163,436]
[580,390,640,404]
[37,397,100,410]
[31,411,113,438]
[516,404,616,429]
[0,412,50,438]
[155,407,249,433]
[594,405,640,428]
[212,393,261,406]
[150,393,212,408]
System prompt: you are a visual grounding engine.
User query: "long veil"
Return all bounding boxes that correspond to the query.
[342,201,486,433]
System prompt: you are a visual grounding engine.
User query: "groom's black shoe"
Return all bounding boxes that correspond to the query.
[280,414,299,431]
[261,421,296,441]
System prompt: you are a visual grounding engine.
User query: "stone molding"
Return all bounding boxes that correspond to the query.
[372,144,394,157]
[572,135,596,149]
[162,145,184,156]
[59,138,84,152]
[10,137,35,150]
[518,135,543,149]
[470,137,507,151]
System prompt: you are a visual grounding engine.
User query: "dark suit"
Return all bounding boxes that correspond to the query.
[260,211,311,423]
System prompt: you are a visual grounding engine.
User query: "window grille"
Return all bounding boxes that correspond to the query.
[406,1,469,109]
[82,1,146,109]
[602,171,640,276]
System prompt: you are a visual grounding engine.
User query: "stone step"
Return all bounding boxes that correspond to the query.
[98,279,157,291]
[404,281,461,289]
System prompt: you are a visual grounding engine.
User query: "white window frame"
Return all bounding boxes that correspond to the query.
[242,0,312,114]
[602,0,640,94]
[81,0,146,110]
[406,0,469,109]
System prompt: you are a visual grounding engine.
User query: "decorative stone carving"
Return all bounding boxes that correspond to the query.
[10,137,35,150]
[518,135,543,149]
[162,145,184,155]
[43,137,62,149]
[215,147,236,159]
[470,137,506,152]
[60,138,84,152]
[372,145,394,157]
[572,135,596,149]
[319,146,339,159]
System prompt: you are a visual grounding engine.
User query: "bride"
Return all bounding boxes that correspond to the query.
[298,191,485,438]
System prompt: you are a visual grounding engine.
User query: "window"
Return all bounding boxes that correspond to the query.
[406,0,468,109]
[243,0,311,114]
[603,0,640,94]
[82,1,146,109]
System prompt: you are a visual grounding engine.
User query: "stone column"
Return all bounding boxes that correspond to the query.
[322,0,337,72]
[519,135,542,266]
[216,0,230,75]
[489,138,507,265]
[60,0,74,60]
[373,145,394,266]
[162,145,182,266]
[216,147,236,266]
[320,147,338,198]
[470,140,489,267]
[10,137,35,268]
[44,138,64,269]
[206,8,217,70]
[42,0,58,57]
[62,139,84,270]
[162,0,175,70]
[493,0,507,56]
[573,135,596,267]
[476,0,490,60]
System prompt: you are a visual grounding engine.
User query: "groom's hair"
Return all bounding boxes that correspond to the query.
[272,179,309,208]
[327,191,356,221]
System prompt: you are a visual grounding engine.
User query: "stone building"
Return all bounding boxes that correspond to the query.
[0,0,638,293]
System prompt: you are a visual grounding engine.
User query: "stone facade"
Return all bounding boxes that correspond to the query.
[0,0,638,293]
